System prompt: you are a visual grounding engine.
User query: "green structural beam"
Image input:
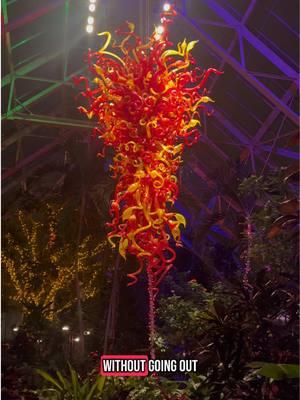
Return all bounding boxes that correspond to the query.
[2,0,9,24]
[2,29,86,88]
[7,77,15,115]
[2,67,86,120]
[15,75,74,85]
[11,32,43,50]
[9,113,95,130]
[3,81,63,118]
[2,51,62,88]
[63,0,70,80]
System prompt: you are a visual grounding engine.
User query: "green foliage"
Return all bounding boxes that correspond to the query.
[91,374,215,400]
[35,369,217,400]
[247,362,299,380]
[238,170,298,275]
[35,364,106,399]
[238,172,287,201]
[156,274,298,399]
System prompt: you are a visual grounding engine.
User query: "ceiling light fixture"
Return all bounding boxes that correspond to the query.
[87,16,94,25]
[86,24,94,33]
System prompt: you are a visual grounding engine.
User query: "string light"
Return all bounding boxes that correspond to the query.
[88,3,96,12]
[73,337,80,342]
[12,327,19,332]
[87,16,94,24]
[3,208,106,321]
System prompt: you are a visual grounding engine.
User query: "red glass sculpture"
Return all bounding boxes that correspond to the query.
[75,6,221,358]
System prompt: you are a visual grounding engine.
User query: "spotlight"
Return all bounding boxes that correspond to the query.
[73,337,80,342]
[12,327,19,332]
[156,25,164,35]
[86,24,94,33]
[87,16,94,24]
[84,330,91,335]
[62,325,70,331]
[89,3,96,12]
[163,3,171,12]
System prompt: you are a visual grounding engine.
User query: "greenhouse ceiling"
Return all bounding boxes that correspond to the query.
[2,0,299,248]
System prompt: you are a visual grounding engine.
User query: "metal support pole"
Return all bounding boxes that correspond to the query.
[3,0,16,113]
[62,0,70,81]
[75,188,86,361]
[103,254,121,354]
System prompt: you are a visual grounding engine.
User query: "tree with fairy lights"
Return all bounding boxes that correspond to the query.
[2,205,107,325]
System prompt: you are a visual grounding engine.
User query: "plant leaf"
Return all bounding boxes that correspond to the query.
[68,363,79,399]
[247,362,300,380]
[97,375,106,394]
[86,378,102,400]
[36,369,63,391]
[56,370,70,391]
[278,198,299,215]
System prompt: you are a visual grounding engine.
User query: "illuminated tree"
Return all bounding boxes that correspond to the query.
[2,205,107,322]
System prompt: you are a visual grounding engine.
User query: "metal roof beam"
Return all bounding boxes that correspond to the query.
[2,82,63,118]
[251,84,298,145]
[2,126,40,150]
[202,0,298,81]
[2,67,85,119]
[2,51,63,88]
[200,135,230,161]
[188,160,243,214]
[2,152,58,195]
[210,108,277,168]
[8,113,94,130]
[261,145,299,160]
[2,131,73,181]
[3,28,85,88]
[179,190,237,240]
[3,0,65,34]
[178,11,299,126]
[212,108,249,144]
